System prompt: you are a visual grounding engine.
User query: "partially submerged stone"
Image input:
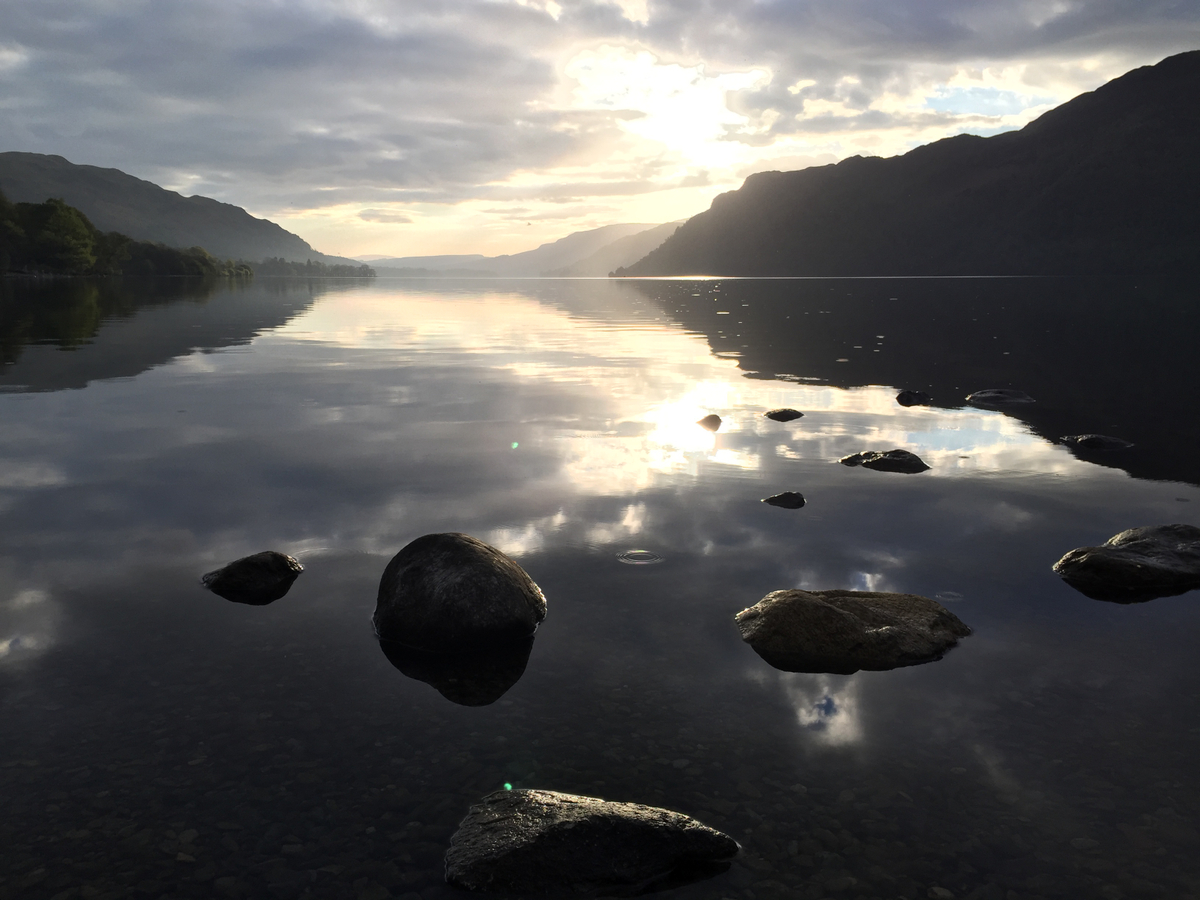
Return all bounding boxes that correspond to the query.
[896,389,932,407]
[839,449,930,473]
[1052,524,1200,603]
[696,414,722,432]
[201,551,303,605]
[378,636,533,706]
[764,408,804,422]
[1060,434,1134,451]
[966,388,1036,406]
[735,589,972,674]
[373,533,546,651]
[444,789,739,896]
[762,491,806,509]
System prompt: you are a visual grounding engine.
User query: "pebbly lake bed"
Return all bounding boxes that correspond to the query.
[2,274,1199,900]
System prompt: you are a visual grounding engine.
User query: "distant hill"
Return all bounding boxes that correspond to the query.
[371,223,665,277]
[621,49,1200,277]
[0,152,353,264]
[545,222,683,277]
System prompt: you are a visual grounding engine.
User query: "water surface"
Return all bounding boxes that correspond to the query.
[2,275,1199,900]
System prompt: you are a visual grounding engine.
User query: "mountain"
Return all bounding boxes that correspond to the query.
[0,152,352,264]
[621,50,1200,277]
[544,221,682,277]
[371,223,663,276]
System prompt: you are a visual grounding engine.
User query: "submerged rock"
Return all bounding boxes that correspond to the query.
[762,491,806,509]
[966,388,1036,406]
[696,414,722,432]
[735,589,972,674]
[896,389,932,407]
[1060,434,1135,451]
[1052,524,1200,603]
[764,408,804,422]
[379,636,533,706]
[373,533,546,651]
[200,551,303,605]
[839,449,930,473]
[444,789,739,896]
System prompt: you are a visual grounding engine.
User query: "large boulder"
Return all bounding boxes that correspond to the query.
[378,636,534,706]
[1052,524,1200,603]
[373,533,546,651]
[444,789,739,895]
[735,589,972,674]
[200,551,303,605]
[839,449,930,473]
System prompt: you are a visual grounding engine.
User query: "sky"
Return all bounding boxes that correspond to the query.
[2,1,1199,259]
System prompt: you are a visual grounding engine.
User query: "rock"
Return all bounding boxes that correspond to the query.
[696,414,722,431]
[444,789,739,895]
[764,408,804,422]
[734,589,972,674]
[965,388,1035,406]
[378,636,533,706]
[373,533,546,651]
[896,390,932,407]
[838,449,930,473]
[200,551,303,605]
[762,492,806,509]
[1060,434,1134,451]
[1052,524,1200,602]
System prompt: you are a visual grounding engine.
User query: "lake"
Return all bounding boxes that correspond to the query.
[2,275,1199,900]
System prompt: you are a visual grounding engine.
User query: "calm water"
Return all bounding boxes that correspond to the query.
[2,275,1199,900]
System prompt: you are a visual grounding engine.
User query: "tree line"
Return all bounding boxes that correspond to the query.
[255,257,375,277]
[1,189,254,278]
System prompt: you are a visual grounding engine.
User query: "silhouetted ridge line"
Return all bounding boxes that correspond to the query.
[618,49,1200,277]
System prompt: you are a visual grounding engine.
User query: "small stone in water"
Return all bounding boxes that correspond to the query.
[839,449,930,473]
[965,388,1035,406]
[200,551,303,605]
[764,408,804,422]
[1060,434,1134,451]
[762,492,806,509]
[896,389,932,407]
[697,414,722,431]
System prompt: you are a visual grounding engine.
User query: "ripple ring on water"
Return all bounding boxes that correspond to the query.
[617,550,664,565]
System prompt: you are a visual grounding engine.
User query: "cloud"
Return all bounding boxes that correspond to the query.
[357,209,414,224]
[1,0,1196,254]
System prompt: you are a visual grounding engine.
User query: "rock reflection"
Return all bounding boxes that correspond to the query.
[378,635,534,706]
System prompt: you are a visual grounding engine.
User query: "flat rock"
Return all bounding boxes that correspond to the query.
[966,388,1036,406]
[735,589,972,674]
[1052,524,1200,602]
[200,551,303,605]
[762,491,806,509]
[764,408,804,422]
[839,449,930,473]
[1060,434,1134,451]
[373,533,546,651]
[896,390,932,407]
[696,414,722,432]
[444,789,739,896]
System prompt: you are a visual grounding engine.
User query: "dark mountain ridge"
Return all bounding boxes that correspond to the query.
[622,50,1200,276]
[0,152,355,265]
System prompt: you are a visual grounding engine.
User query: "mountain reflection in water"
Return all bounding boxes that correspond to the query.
[1,276,1199,900]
